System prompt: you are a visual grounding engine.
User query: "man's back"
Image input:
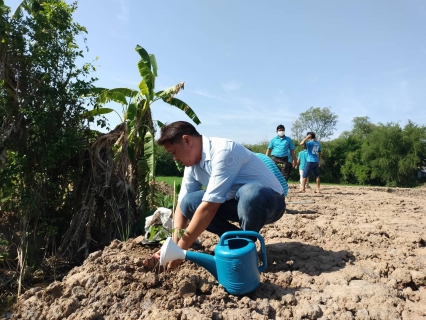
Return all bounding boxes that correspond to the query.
[255,153,288,196]
[306,140,321,163]
[179,136,284,203]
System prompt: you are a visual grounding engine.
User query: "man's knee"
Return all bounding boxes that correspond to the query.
[237,183,267,201]
[180,191,204,219]
[179,196,192,219]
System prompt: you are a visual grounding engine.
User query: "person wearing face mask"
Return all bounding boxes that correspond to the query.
[266,124,296,180]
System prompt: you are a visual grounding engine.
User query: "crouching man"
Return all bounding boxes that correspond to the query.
[153,121,286,270]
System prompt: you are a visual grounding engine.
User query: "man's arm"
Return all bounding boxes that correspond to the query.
[154,201,220,268]
[300,134,311,146]
[172,203,188,243]
[290,149,297,166]
[266,148,272,156]
[177,201,221,250]
[318,151,322,167]
[266,139,274,156]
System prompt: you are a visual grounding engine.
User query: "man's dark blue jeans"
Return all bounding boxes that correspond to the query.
[179,182,285,237]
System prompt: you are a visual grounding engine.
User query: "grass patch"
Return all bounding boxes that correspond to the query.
[156,176,182,187]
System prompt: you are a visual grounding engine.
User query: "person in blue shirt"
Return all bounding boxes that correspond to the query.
[300,132,322,193]
[296,147,310,189]
[266,124,296,181]
[153,121,286,270]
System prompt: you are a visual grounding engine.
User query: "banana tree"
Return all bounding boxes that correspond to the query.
[85,44,200,215]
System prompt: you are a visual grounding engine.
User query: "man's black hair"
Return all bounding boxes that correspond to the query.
[158,121,201,146]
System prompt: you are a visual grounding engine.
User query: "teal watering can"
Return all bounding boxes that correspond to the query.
[159,231,267,295]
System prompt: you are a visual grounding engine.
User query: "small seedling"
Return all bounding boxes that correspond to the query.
[146,225,187,244]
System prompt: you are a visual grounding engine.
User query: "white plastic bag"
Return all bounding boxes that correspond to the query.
[144,207,173,243]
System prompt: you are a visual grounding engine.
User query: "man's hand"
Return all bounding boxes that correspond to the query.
[148,201,220,272]
[300,135,310,146]
[167,258,184,270]
[153,248,161,260]
[177,201,220,250]
[152,248,183,271]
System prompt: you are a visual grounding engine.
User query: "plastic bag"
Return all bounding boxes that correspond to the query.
[143,207,173,243]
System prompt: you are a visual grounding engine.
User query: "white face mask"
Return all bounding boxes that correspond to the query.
[277,131,285,137]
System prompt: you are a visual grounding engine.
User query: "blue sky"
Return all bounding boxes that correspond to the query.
[7,0,426,144]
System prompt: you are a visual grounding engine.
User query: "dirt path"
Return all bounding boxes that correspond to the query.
[10,185,426,319]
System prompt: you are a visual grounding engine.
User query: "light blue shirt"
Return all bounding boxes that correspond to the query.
[297,150,308,170]
[255,153,288,196]
[178,136,284,203]
[267,136,295,158]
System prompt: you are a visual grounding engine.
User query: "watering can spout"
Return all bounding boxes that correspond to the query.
[159,238,218,280]
[186,251,218,279]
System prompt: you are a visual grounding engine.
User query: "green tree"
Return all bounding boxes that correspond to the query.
[339,116,376,140]
[362,123,405,186]
[155,146,182,176]
[243,140,269,154]
[0,0,96,293]
[361,121,426,187]
[291,106,338,141]
[87,45,200,214]
[340,139,370,185]
[339,117,375,185]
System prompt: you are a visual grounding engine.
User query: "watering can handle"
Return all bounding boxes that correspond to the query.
[219,231,267,273]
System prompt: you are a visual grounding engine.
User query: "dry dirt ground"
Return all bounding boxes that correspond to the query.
[9,185,426,320]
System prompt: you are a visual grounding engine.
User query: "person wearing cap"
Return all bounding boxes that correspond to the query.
[266,124,296,181]
[300,132,322,193]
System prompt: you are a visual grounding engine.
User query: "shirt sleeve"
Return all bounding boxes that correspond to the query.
[267,139,274,149]
[202,148,246,203]
[178,166,203,202]
[288,137,295,150]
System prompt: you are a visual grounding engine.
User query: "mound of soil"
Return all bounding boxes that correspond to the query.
[10,185,426,319]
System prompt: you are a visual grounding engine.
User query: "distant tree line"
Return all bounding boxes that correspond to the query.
[157,114,426,188]
[324,117,426,187]
[157,109,426,188]
[243,116,426,187]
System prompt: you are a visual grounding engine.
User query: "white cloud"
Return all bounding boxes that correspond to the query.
[221,80,241,91]
[116,0,129,22]
[190,90,224,100]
